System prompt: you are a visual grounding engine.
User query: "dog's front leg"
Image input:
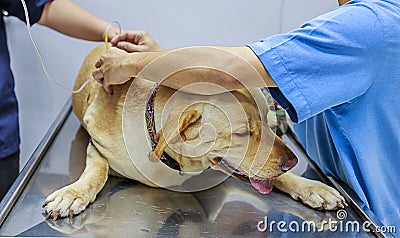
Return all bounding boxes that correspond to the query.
[42,144,108,220]
[273,171,347,210]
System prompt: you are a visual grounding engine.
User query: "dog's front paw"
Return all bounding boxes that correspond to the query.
[42,184,94,220]
[289,179,347,210]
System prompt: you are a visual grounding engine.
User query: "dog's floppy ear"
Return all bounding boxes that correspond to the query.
[150,109,202,162]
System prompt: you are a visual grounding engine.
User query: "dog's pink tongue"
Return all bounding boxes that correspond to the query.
[249,178,273,194]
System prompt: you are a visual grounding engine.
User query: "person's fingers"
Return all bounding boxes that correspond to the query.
[116,41,145,52]
[93,69,113,94]
[92,69,104,84]
[110,34,122,45]
[110,31,130,45]
[111,30,147,45]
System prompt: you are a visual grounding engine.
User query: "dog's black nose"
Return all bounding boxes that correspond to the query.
[281,156,298,172]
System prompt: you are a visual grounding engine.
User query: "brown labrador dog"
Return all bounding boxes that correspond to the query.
[43,45,345,220]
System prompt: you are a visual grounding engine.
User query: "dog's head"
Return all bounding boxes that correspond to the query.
[150,88,298,194]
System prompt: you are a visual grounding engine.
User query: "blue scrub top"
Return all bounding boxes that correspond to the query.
[248,0,400,231]
[0,0,49,159]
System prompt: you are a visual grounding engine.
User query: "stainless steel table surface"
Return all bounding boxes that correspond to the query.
[0,99,388,237]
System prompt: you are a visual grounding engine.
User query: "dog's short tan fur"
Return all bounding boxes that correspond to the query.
[43,46,345,220]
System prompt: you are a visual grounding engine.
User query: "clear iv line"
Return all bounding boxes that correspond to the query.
[19,0,121,94]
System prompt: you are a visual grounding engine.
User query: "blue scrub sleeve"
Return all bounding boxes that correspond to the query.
[248,2,384,123]
[2,0,50,24]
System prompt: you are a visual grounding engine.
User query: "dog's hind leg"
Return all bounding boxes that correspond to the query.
[42,144,109,220]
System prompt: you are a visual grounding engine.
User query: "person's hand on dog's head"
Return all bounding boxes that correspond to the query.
[111,30,164,53]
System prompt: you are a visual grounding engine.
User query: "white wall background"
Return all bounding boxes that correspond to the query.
[4,0,338,167]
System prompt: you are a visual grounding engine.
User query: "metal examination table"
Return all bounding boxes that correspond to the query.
[0,99,394,237]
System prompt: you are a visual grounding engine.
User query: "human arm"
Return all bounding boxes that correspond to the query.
[159,46,277,91]
[92,45,276,94]
[37,0,119,41]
